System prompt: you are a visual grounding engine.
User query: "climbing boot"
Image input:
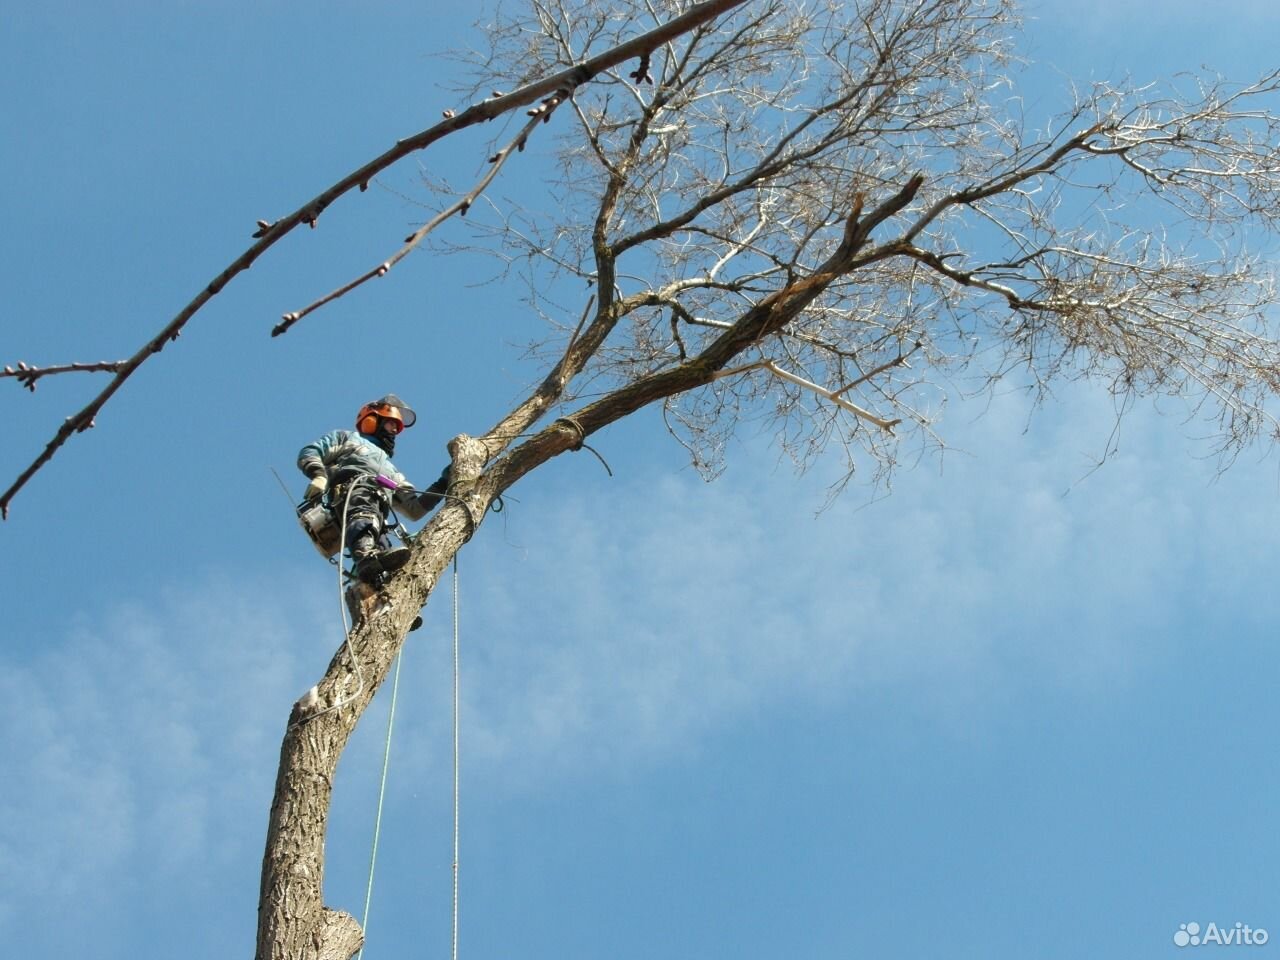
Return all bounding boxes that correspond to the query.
[349,533,411,585]
[351,546,411,584]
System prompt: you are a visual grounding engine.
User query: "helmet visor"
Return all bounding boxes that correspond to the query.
[377,394,416,428]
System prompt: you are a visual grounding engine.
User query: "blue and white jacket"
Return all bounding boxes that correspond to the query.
[297,429,448,520]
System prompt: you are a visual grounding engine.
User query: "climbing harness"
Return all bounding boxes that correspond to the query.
[296,473,410,563]
[281,476,414,728]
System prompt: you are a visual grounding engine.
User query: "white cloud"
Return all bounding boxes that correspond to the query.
[5,384,1275,949]
[0,575,324,939]
[378,384,1279,790]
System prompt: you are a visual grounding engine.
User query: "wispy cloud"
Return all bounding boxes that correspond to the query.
[0,575,324,945]
[5,386,1274,955]
[387,386,1278,790]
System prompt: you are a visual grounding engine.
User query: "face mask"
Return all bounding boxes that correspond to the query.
[372,426,397,456]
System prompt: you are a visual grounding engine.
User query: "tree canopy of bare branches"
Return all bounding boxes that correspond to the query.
[460,0,1280,488]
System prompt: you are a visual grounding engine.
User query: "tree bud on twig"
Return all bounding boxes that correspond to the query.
[442,108,455,119]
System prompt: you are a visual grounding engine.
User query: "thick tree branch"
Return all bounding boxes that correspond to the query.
[900,123,1105,244]
[486,176,924,491]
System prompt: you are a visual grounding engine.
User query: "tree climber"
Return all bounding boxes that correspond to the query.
[297,394,450,584]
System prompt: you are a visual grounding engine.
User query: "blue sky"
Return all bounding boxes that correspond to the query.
[2,2,1278,958]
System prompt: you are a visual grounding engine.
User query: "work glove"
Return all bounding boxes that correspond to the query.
[415,466,453,513]
[304,474,328,501]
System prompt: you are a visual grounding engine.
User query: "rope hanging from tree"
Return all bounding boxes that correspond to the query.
[355,555,463,960]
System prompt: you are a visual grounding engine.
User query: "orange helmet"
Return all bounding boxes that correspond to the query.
[356,394,417,435]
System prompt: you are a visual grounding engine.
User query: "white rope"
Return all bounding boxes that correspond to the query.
[451,555,461,960]
[356,648,404,960]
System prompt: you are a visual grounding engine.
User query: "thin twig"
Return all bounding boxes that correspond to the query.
[829,341,922,398]
[762,361,901,431]
[3,360,127,392]
[276,90,574,334]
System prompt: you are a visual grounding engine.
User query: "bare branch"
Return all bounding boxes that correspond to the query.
[275,88,574,335]
[830,342,921,398]
[710,358,901,429]
[3,360,127,392]
[760,360,901,430]
[900,123,1105,244]
[471,0,1280,483]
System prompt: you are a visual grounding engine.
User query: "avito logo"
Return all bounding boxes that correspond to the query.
[1174,922,1269,947]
